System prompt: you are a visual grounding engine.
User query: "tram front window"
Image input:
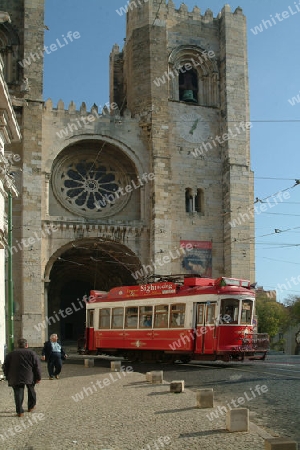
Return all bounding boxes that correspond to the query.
[220,299,239,324]
[241,300,253,324]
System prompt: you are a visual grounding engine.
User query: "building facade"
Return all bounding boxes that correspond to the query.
[0,11,21,362]
[0,0,254,348]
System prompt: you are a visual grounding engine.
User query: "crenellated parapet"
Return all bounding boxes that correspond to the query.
[126,0,244,32]
[44,98,121,122]
[165,1,244,23]
[167,1,244,21]
[42,97,148,179]
[43,98,153,128]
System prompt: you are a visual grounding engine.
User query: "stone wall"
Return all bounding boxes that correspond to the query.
[0,0,254,346]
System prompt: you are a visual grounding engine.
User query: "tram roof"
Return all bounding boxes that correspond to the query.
[88,276,253,303]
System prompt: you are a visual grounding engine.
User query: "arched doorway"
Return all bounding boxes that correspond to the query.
[45,239,140,343]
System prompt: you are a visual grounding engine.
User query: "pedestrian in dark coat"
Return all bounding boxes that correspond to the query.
[41,333,67,379]
[2,338,41,417]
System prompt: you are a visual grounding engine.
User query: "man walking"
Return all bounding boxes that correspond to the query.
[41,334,67,379]
[2,338,41,417]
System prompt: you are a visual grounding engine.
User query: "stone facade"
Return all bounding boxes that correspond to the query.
[0,0,254,348]
[0,11,21,361]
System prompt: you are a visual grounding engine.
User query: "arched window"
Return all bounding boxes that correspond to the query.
[195,188,204,213]
[185,188,204,214]
[168,45,219,107]
[179,68,198,103]
[185,188,193,212]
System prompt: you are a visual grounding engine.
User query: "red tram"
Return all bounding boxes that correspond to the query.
[84,276,269,362]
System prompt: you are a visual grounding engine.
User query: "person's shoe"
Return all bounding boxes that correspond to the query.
[17,413,24,417]
[28,408,35,412]
[49,376,54,380]
[55,375,59,379]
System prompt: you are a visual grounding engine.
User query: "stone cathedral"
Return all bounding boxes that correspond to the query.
[0,0,254,348]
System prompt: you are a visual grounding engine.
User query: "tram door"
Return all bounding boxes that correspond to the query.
[86,309,95,351]
[194,302,217,354]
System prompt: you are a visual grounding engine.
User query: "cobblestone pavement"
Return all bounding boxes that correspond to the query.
[140,354,300,445]
[0,358,279,450]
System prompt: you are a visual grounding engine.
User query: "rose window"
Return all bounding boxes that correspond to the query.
[52,152,132,218]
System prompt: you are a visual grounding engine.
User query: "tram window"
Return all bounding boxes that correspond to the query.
[139,306,153,328]
[170,304,185,327]
[220,299,239,324]
[112,307,124,329]
[197,304,204,324]
[206,304,216,324]
[241,300,253,324]
[154,305,169,328]
[87,310,94,327]
[99,308,110,329]
[125,307,138,328]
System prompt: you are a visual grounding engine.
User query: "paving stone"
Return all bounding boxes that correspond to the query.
[0,361,272,449]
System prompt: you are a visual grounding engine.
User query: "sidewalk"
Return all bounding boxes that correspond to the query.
[0,357,275,450]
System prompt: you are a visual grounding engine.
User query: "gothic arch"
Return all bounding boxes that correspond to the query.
[168,45,219,106]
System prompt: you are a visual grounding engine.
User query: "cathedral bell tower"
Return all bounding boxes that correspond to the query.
[110,0,254,281]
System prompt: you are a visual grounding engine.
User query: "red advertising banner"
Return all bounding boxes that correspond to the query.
[108,282,177,299]
[180,240,212,277]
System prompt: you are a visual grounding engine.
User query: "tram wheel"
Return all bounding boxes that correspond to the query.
[180,356,191,364]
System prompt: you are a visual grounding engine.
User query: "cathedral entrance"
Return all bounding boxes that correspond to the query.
[46,239,140,343]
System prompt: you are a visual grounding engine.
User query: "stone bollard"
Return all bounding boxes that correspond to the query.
[170,380,184,393]
[151,371,163,384]
[196,389,214,408]
[264,438,298,450]
[111,361,122,372]
[84,358,94,368]
[146,372,152,382]
[226,408,249,432]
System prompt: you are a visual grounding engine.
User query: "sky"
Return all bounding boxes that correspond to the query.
[43,0,300,303]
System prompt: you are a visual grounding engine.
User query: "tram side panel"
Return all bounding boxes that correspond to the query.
[84,286,263,360]
[85,297,196,355]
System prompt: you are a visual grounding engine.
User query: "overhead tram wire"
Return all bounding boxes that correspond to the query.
[234,223,300,244]
[261,257,300,266]
[258,243,300,250]
[254,177,300,181]
[255,179,300,203]
[172,118,300,123]
[261,212,300,217]
[260,202,300,205]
